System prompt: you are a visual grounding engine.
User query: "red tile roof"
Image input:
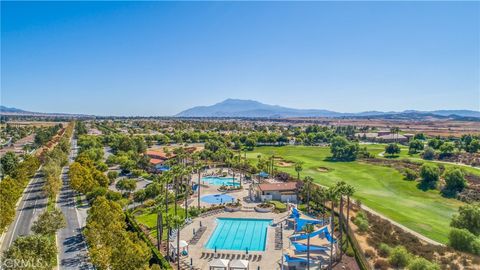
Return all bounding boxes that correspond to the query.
[146,150,174,160]
[149,158,163,165]
[258,182,298,192]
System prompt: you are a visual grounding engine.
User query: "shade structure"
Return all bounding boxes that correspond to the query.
[169,240,188,249]
[229,259,249,270]
[209,258,229,270]
[257,171,269,178]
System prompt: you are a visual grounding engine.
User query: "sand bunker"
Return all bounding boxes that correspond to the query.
[277,161,294,167]
[317,167,331,173]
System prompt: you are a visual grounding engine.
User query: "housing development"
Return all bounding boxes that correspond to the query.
[1,1,479,270]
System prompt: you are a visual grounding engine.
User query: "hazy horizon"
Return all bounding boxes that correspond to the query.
[2,1,479,116]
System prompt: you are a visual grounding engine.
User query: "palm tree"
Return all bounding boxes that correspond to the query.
[304,176,313,213]
[171,214,184,270]
[195,163,203,208]
[184,167,191,220]
[154,195,166,252]
[390,127,400,143]
[171,166,182,216]
[165,213,174,261]
[344,184,355,237]
[335,181,347,260]
[295,162,304,180]
[161,171,172,256]
[326,186,339,268]
[270,155,275,175]
[304,224,315,270]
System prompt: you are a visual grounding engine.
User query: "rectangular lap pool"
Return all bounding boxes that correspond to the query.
[205,218,272,251]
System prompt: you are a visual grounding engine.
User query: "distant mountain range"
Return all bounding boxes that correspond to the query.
[176,99,480,119]
[0,105,92,118]
[2,102,479,120]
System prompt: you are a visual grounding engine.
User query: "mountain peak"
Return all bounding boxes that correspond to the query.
[175,99,480,119]
[176,99,339,118]
[217,99,261,105]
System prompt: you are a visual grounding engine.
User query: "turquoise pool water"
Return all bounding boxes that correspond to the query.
[201,194,235,204]
[202,176,240,187]
[205,218,272,251]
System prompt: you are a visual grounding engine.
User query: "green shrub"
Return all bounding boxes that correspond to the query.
[356,210,368,220]
[388,246,411,268]
[355,218,369,232]
[471,237,480,255]
[422,147,436,160]
[419,163,439,189]
[269,200,287,212]
[353,211,369,232]
[448,228,479,255]
[107,171,119,182]
[450,203,480,236]
[407,256,440,270]
[143,199,156,208]
[442,169,467,196]
[106,190,122,201]
[403,168,418,181]
[86,187,107,201]
[378,243,392,257]
[188,207,201,217]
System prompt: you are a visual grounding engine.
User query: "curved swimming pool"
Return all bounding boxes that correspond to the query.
[201,176,240,187]
[201,194,235,204]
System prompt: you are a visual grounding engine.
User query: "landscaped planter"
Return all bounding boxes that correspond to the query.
[217,187,243,193]
[254,204,274,213]
[225,205,242,212]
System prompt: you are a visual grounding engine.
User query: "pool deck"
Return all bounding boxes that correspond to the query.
[180,210,293,270]
[177,170,295,269]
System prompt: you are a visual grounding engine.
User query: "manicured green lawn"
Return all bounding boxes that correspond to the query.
[248,145,466,244]
[135,204,186,240]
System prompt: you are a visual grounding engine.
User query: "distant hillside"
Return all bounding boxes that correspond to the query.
[176,99,344,118]
[0,106,29,113]
[176,99,480,119]
[0,105,92,118]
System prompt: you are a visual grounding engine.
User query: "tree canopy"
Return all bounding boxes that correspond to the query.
[330,136,359,161]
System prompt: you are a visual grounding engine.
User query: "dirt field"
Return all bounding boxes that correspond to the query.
[280,118,480,137]
[5,121,67,127]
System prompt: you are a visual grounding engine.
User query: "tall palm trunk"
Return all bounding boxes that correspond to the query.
[157,211,163,251]
[177,226,180,270]
[197,170,201,208]
[166,226,170,261]
[185,176,189,219]
[165,184,169,258]
[330,200,335,269]
[339,196,344,260]
[346,196,351,248]
[307,235,311,270]
[322,198,326,223]
[307,189,311,213]
[174,177,178,215]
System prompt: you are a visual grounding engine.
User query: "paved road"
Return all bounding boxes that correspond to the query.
[57,139,93,269]
[0,168,47,252]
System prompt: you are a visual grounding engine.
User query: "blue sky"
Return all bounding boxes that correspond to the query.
[2,1,479,116]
